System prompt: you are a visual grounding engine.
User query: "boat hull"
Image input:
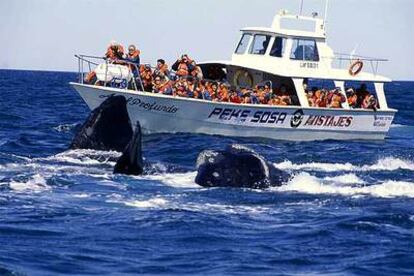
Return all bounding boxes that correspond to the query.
[70,83,396,141]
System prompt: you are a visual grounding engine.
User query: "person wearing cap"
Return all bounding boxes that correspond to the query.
[125,45,141,66]
[123,44,141,77]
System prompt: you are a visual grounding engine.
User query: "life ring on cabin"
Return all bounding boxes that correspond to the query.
[349,60,364,76]
[234,69,254,87]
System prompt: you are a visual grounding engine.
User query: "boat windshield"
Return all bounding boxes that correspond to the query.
[235,34,252,54]
[290,38,319,61]
[249,34,271,55]
[269,37,286,57]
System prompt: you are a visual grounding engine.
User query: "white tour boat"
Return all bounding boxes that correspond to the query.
[70,9,397,141]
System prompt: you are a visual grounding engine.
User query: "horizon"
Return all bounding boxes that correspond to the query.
[2,0,413,80]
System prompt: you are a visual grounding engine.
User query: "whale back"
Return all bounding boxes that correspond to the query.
[70,96,133,152]
[195,144,287,189]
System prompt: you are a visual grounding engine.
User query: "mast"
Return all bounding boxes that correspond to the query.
[323,0,329,30]
[299,0,304,15]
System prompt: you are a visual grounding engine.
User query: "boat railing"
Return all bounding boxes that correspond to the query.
[321,53,389,76]
[75,54,145,91]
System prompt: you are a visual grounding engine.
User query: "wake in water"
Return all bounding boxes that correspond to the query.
[1,149,413,199]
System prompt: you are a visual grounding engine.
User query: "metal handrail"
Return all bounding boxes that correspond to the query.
[74,54,144,91]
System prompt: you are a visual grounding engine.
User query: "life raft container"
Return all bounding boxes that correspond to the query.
[94,63,133,83]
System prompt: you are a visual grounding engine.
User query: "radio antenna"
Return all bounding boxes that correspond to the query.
[323,0,330,29]
[299,0,304,15]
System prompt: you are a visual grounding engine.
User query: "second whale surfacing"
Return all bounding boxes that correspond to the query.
[113,121,144,176]
[195,144,290,189]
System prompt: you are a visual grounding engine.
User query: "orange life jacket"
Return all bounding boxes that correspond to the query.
[176,62,189,76]
[157,63,169,74]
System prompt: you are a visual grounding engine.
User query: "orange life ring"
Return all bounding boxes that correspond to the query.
[349,60,363,76]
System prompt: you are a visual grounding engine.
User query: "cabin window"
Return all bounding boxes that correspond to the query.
[249,34,271,55]
[235,34,252,54]
[269,37,286,57]
[290,38,319,61]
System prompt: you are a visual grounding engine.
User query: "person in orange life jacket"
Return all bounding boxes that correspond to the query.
[172,54,194,77]
[328,88,346,108]
[153,76,173,95]
[141,65,153,92]
[105,41,125,60]
[154,59,170,79]
[346,88,358,109]
[218,83,230,102]
[124,45,140,72]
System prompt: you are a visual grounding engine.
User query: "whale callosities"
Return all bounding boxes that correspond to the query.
[195,144,290,189]
[70,95,133,152]
[113,121,144,176]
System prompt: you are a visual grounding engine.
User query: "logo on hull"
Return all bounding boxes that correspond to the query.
[290,109,304,128]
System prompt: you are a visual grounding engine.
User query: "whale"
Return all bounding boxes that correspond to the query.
[70,95,133,152]
[195,144,290,189]
[113,121,144,176]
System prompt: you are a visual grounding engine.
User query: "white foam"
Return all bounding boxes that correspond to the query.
[362,157,414,171]
[324,173,365,185]
[274,157,414,172]
[124,197,168,208]
[9,174,50,193]
[73,193,90,198]
[139,172,200,188]
[275,172,414,198]
[43,149,120,166]
[275,160,356,172]
[53,123,78,132]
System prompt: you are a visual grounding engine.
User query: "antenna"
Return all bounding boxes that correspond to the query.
[299,0,304,15]
[323,0,330,28]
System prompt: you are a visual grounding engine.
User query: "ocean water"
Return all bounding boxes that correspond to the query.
[0,69,413,275]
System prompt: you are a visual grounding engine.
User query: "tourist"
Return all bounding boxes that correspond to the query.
[105,41,124,60]
[154,59,170,79]
[172,54,194,77]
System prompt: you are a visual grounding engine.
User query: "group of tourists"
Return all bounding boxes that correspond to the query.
[85,41,378,109]
[304,83,379,109]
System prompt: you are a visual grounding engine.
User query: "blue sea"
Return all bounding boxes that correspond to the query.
[0,70,413,275]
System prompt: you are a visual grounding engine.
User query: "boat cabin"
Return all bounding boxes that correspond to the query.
[199,10,391,110]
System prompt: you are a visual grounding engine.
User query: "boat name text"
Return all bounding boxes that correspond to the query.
[99,94,179,113]
[208,108,287,125]
[304,115,353,128]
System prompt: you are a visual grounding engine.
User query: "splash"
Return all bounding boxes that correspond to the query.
[274,157,414,172]
[124,197,168,208]
[139,172,199,188]
[276,172,414,198]
[9,174,50,193]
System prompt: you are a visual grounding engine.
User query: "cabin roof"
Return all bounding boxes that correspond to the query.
[240,27,326,40]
